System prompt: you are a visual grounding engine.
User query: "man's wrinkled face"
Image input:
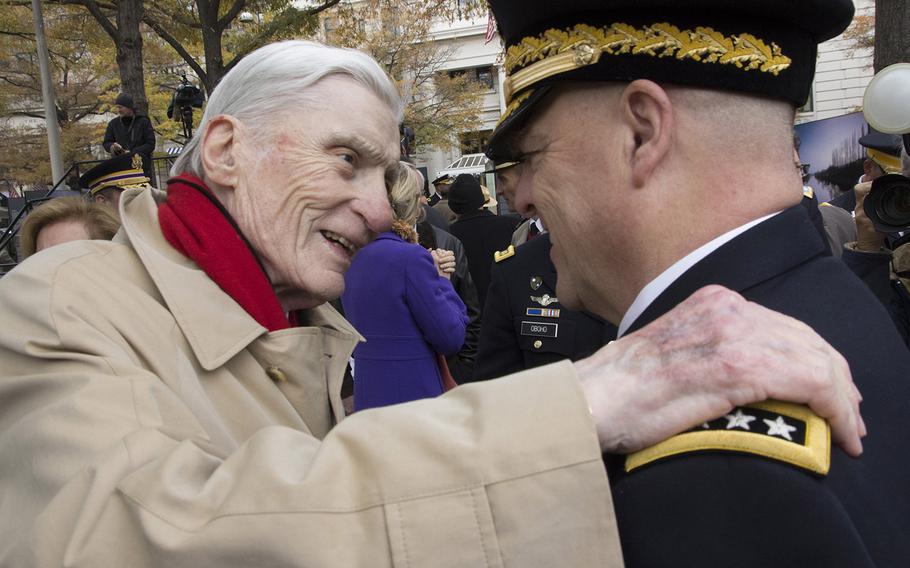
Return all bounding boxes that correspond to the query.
[115,104,133,118]
[230,76,399,310]
[508,86,628,318]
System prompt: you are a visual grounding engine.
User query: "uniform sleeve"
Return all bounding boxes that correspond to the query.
[611,454,876,567]
[102,120,115,152]
[0,259,621,567]
[404,247,469,356]
[474,261,524,381]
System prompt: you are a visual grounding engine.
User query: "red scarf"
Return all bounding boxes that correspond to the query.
[158,174,291,331]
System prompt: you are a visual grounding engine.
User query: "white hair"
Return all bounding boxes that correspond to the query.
[171,40,403,178]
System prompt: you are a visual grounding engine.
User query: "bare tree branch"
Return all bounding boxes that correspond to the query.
[142,14,208,85]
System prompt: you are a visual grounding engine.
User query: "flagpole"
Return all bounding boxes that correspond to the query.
[31,0,66,188]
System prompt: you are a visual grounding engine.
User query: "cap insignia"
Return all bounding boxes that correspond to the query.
[131,153,143,170]
[504,23,792,103]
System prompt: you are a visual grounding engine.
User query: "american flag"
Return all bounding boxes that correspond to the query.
[484,11,497,44]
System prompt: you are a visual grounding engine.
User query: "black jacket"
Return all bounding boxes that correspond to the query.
[417,222,481,384]
[841,245,910,345]
[473,233,615,381]
[103,115,156,175]
[448,210,519,310]
[608,205,910,567]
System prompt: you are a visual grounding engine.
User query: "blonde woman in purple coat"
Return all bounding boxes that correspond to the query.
[342,162,468,410]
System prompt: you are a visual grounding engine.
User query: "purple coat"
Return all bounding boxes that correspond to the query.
[342,232,468,411]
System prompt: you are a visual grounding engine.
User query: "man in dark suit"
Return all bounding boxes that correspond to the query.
[485,0,910,565]
[474,233,616,381]
[447,173,520,309]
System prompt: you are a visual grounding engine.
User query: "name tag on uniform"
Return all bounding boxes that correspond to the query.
[521,321,558,338]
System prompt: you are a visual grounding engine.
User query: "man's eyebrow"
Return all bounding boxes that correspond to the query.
[323,133,393,164]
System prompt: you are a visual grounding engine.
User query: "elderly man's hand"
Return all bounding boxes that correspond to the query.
[854,181,887,252]
[576,285,864,457]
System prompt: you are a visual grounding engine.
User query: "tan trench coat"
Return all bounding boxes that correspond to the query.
[0,188,623,567]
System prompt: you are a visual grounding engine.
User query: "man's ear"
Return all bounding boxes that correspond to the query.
[619,80,674,188]
[200,115,242,189]
[93,194,107,205]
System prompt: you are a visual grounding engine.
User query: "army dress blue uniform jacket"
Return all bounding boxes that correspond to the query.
[341,232,468,411]
[473,233,616,381]
[607,204,910,567]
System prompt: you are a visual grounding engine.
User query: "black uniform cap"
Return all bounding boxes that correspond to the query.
[486,0,856,158]
[859,131,903,174]
[858,131,902,157]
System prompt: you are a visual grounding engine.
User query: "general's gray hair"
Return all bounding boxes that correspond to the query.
[170,40,403,178]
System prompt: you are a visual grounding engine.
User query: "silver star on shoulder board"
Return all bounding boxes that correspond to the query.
[724,409,756,430]
[763,416,797,441]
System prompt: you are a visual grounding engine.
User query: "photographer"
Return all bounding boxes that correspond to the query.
[841,147,910,345]
[102,93,156,180]
[167,76,205,138]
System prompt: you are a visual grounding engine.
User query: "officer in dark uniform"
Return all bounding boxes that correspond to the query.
[485,0,910,566]
[474,232,616,381]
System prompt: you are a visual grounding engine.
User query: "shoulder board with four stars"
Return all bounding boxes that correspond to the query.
[494,245,516,263]
[625,400,830,475]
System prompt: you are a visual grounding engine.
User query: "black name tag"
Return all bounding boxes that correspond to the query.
[521,321,558,338]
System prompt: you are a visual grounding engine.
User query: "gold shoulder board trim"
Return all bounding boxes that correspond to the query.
[625,400,830,475]
[802,186,814,199]
[494,245,516,263]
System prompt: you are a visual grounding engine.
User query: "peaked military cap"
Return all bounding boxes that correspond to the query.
[482,160,521,174]
[486,0,856,155]
[79,154,153,196]
[859,131,903,174]
[431,173,454,186]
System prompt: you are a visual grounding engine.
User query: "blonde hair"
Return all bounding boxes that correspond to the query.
[388,161,425,243]
[19,196,121,258]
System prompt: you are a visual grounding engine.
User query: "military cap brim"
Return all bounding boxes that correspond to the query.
[486,0,856,156]
[859,132,903,157]
[481,160,523,174]
[431,174,453,186]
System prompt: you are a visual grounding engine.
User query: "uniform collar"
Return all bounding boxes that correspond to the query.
[118,187,361,370]
[618,211,780,337]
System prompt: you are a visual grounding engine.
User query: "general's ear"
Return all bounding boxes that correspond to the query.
[619,80,674,188]
[200,115,242,189]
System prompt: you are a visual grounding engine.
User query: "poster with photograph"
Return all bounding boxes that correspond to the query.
[795,111,868,203]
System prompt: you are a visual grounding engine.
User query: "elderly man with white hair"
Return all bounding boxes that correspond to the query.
[0,41,863,566]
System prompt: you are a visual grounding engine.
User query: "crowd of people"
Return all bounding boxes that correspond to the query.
[0,0,907,565]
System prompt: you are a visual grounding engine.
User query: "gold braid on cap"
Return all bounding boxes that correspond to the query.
[502,22,792,103]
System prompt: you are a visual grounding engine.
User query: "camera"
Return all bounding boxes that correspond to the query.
[865,173,910,233]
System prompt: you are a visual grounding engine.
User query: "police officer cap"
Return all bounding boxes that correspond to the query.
[486,0,855,158]
[859,131,902,157]
[79,154,152,196]
[859,131,903,174]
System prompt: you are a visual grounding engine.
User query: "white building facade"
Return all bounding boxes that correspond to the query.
[418,0,876,180]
